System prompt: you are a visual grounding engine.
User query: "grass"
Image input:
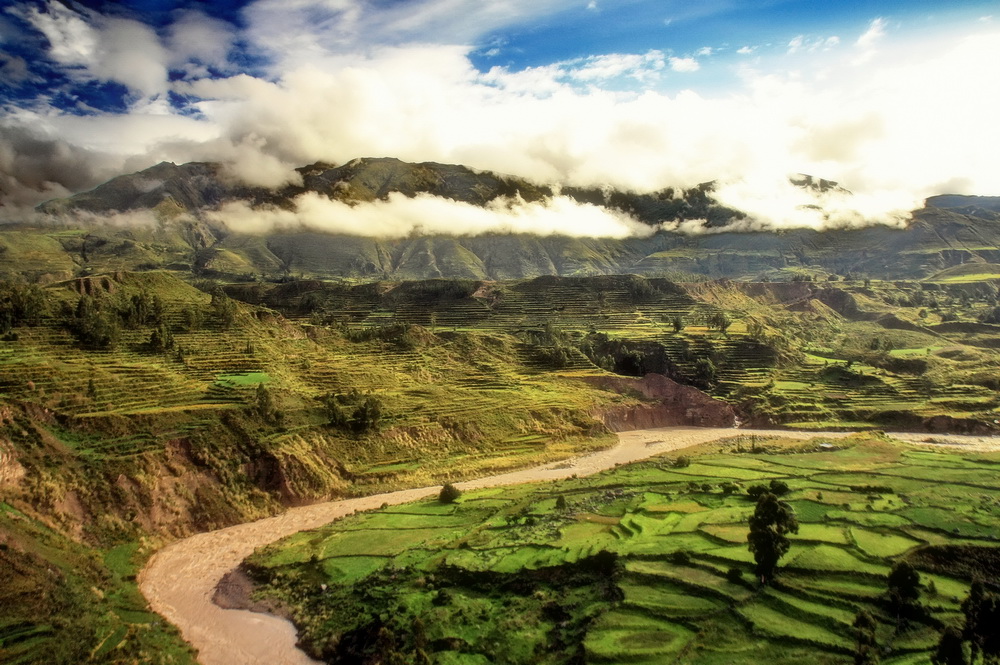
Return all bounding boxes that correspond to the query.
[248,434,997,665]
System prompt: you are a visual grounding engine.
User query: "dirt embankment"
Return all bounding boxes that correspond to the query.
[585,373,738,431]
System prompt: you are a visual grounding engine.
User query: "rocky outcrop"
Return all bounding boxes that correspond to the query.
[586,373,738,431]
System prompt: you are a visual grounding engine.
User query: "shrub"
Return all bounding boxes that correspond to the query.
[670,550,691,566]
[769,479,790,496]
[726,567,743,583]
[439,483,461,504]
[674,455,691,468]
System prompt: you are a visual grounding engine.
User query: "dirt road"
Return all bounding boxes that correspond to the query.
[138,426,994,665]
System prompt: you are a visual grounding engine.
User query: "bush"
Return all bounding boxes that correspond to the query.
[674,455,691,468]
[439,483,461,504]
[670,550,691,566]
[769,479,790,496]
[726,567,743,583]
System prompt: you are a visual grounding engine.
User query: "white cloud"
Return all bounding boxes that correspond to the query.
[242,0,580,67]
[737,45,756,55]
[856,17,887,49]
[854,17,887,64]
[167,10,237,74]
[21,2,169,97]
[788,34,840,55]
[208,192,655,238]
[4,0,1000,237]
[668,56,699,72]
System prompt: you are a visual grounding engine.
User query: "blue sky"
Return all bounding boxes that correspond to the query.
[1,0,999,230]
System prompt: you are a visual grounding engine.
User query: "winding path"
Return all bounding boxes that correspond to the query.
[138,427,997,665]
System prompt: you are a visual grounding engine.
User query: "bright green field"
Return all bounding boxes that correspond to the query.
[248,434,999,664]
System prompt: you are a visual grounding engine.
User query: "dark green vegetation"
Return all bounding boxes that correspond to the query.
[249,435,1000,665]
[0,507,194,664]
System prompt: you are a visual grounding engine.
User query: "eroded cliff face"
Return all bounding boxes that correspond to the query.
[585,373,738,431]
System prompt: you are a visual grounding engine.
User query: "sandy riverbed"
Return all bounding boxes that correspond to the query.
[138,426,995,665]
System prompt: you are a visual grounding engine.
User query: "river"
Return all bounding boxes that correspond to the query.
[138,426,997,665]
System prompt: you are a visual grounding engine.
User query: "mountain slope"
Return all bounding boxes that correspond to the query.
[18,157,1000,282]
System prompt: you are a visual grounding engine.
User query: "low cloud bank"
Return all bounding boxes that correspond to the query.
[207,192,658,239]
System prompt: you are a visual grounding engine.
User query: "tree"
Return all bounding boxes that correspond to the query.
[853,610,880,665]
[350,395,382,434]
[210,288,237,329]
[671,315,684,333]
[254,383,283,426]
[962,580,987,663]
[708,311,732,334]
[147,324,174,353]
[887,561,922,623]
[931,626,967,665]
[694,356,717,389]
[768,479,790,496]
[439,483,461,504]
[68,295,119,349]
[747,491,798,583]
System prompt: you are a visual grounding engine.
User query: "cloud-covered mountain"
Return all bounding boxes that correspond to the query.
[9,157,1000,284]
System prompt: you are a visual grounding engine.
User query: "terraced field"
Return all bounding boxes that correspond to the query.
[249,433,999,664]
[242,274,1000,429]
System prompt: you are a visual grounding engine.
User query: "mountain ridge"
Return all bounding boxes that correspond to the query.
[11,157,1000,283]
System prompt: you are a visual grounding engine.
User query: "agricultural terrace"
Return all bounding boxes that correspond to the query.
[248,433,1000,665]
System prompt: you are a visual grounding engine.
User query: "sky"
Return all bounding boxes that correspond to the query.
[1,0,999,234]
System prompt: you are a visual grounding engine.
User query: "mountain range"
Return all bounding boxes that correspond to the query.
[5,157,999,283]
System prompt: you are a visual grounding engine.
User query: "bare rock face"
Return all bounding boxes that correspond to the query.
[586,373,738,431]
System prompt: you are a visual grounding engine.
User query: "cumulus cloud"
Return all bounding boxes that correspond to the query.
[207,192,656,238]
[166,10,237,75]
[668,56,699,72]
[19,2,169,97]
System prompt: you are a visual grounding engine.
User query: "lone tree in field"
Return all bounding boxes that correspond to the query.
[853,610,880,665]
[439,483,461,504]
[931,626,967,665]
[887,560,922,624]
[962,580,987,663]
[747,491,798,583]
[962,580,1000,663]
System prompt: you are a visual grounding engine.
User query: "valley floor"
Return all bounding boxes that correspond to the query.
[138,426,997,665]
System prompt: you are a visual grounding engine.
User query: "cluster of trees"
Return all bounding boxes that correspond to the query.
[0,281,47,335]
[324,390,384,434]
[852,563,1000,665]
[707,311,732,334]
[344,323,423,351]
[65,295,120,349]
[59,287,238,350]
